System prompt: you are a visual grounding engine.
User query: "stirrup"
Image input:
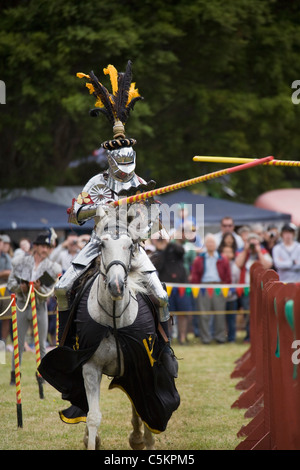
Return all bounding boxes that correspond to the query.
[159,344,179,378]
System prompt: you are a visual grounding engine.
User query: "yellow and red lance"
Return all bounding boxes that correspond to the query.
[113,156,274,207]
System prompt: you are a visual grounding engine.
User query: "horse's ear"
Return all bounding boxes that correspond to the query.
[127,204,136,224]
[95,206,109,234]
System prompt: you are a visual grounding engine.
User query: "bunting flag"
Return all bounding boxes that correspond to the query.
[221,287,230,298]
[165,283,250,298]
[191,287,200,298]
[0,286,6,297]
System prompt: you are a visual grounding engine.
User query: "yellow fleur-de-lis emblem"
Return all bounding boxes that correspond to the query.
[143,335,156,367]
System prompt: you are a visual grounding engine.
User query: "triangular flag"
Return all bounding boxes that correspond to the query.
[166,285,173,297]
[185,287,192,296]
[0,286,6,296]
[236,287,243,297]
[215,287,221,296]
[191,287,200,298]
[200,288,206,296]
[221,287,230,298]
[207,288,214,298]
[178,287,185,297]
[244,286,250,296]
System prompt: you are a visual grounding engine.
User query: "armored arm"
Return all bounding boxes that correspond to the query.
[68,174,114,226]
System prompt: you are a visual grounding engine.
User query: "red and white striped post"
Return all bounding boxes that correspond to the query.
[11,293,23,428]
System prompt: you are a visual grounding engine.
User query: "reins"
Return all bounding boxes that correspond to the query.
[96,231,135,378]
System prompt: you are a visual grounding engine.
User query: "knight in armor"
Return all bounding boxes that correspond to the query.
[55,61,172,356]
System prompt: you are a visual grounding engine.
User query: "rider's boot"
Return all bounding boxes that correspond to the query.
[158,309,178,378]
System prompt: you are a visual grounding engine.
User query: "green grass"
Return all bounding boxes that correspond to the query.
[0,335,250,450]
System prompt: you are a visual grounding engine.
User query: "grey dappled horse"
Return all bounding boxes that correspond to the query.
[82,206,155,450]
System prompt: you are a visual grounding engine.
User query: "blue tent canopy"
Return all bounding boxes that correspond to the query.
[0,196,93,231]
[0,190,291,233]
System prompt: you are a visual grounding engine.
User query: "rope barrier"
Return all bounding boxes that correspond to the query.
[171,310,250,316]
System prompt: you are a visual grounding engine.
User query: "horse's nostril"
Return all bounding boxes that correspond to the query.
[108,276,124,297]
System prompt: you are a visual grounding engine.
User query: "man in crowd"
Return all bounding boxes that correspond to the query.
[191,233,231,344]
[7,231,61,385]
[235,231,273,341]
[214,216,244,251]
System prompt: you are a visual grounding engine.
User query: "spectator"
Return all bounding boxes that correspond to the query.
[7,231,61,385]
[48,233,90,345]
[262,224,281,260]
[214,216,244,251]
[218,232,238,255]
[237,226,251,247]
[251,223,265,241]
[220,245,241,342]
[191,233,231,344]
[1,234,14,258]
[175,223,199,338]
[0,235,12,345]
[173,203,202,248]
[13,238,32,259]
[235,232,273,283]
[235,232,273,341]
[151,238,193,345]
[50,234,80,273]
[272,223,300,282]
[77,234,91,251]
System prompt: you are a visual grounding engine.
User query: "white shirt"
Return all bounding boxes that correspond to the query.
[273,241,300,282]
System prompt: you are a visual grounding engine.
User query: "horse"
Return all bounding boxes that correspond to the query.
[81,205,159,450]
[39,204,179,450]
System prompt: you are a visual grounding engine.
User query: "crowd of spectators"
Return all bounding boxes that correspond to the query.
[146,207,300,346]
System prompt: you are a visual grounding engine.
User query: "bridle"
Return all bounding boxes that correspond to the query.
[96,229,137,377]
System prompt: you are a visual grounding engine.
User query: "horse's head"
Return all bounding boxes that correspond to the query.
[96,206,139,301]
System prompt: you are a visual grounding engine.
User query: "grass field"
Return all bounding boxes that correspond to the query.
[0,334,250,450]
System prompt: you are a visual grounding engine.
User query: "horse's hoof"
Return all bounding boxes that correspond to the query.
[129,432,145,450]
[83,429,101,450]
[95,434,101,450]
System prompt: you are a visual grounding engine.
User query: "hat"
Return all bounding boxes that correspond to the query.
[0,234,11,243]
[33,232,51,246]
[281,223,297,233]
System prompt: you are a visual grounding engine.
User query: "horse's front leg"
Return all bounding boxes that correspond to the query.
[144,424,155,450]
[82,361,102,450]
[129,405,145,450]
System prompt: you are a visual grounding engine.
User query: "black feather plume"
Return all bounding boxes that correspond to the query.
[115,60,133,122]
[89,70,115,124]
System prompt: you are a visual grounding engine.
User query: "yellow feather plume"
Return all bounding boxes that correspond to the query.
[103,64,118,96]
[127,82,140,106]
[85,83,95,94]
[77,72,90,79]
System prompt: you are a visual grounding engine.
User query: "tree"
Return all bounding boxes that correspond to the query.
[0,0,300,202]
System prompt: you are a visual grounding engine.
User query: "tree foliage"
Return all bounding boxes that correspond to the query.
[1,0,300,202]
